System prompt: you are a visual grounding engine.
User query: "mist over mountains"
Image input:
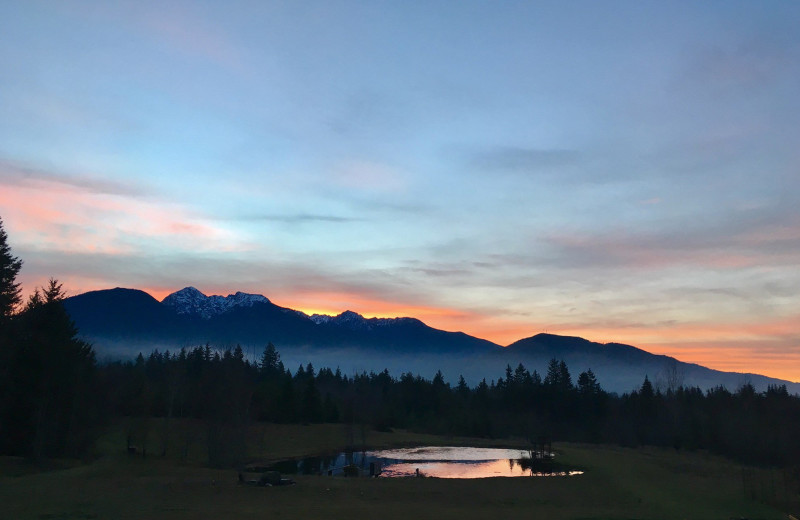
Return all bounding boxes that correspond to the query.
[63,287,799,394]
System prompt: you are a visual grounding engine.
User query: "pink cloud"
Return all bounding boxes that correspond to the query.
[0,170,242,257]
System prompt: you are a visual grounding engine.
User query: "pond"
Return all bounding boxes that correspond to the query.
[264,446,584,479]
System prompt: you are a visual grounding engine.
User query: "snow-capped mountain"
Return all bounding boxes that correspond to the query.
[310,310,420,330]
[161,286,270,319]
[309,314,333,325]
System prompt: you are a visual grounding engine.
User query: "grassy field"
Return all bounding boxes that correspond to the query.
[1,422,795,520]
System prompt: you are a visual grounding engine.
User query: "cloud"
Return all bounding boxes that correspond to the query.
[681,35,798,92]
[0,164,245,260]
[86,1,247,72]
[325,88,408,138]
[0,160,151,198]
[466,146,583,174]
[234,213,361,224]
[349,197,431,215]
[540,208,800,271]
[331,160,407,192]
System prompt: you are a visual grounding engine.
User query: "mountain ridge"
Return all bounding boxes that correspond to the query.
[62,286,799,394]
[64,287,498,354]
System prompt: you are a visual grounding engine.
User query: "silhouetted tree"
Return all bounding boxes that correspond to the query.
[259,342,282,376]
[0,217,22,321]
[0,217,23,453]
[640,375,655,399]
[11,279,99,459]
[456,375,470,398]
[577,369,600,395]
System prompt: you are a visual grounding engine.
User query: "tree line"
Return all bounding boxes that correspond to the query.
[1,216,799,469]
[98,343,800,467]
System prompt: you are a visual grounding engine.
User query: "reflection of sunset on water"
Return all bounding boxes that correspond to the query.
[364,447,583,479]
[379,459,584,479]
[369,446,530,461]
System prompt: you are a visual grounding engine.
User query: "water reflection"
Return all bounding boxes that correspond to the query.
[266,446,583,479]
[371,446,530,461]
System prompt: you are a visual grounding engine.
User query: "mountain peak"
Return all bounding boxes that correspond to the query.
[171,286,207,298]
[162,287,270,319]
[337,310,364,320]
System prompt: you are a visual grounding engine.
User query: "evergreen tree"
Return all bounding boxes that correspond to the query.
[0,217,22,321]
[259,342,281,376]
[514,363,530,386]
[0,217,22,453]
[558,360,573,391]
[544,358,561,387]
[456,375,469,396]
[577,369,601,395]
[233,344,244,363]
[13,279,99,459]
[504,364,514,386]
[433,370,444,386]
[640,375,655,399]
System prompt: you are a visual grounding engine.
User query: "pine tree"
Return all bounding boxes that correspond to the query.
[558,360,573,391]
[0,217,22,454]
[14,278,99,459]
[456,375,469,395]
[577,369,601,395]
[259,342,281,376]
[233,344,244,362]
[0,217,22,321]
[544,358,561,387]
[640,375,655,399]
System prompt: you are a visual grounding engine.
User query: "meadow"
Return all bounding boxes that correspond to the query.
[1,422,795,520]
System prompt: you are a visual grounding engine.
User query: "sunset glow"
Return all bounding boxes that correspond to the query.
[2,2,799,384]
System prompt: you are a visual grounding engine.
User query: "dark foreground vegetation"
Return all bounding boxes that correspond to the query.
[1,423,792,520]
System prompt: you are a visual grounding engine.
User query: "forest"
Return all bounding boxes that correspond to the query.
[95,343,800,468]
[1,217,799,469]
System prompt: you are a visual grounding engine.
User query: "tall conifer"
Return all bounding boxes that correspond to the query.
[0,217,22,320]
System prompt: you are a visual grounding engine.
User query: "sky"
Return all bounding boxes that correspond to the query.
[1,1,799,381]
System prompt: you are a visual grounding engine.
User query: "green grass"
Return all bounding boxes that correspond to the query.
[1,421,794,520]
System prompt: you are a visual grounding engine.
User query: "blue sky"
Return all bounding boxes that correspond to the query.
[1,1,799,379]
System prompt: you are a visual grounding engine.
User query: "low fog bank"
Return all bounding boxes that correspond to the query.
[86,336,800,396]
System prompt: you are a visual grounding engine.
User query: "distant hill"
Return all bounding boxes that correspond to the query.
[64,288,181,340]
[63,287,800,394]
[502,333,798,395]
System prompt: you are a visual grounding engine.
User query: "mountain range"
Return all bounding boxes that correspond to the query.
[63,287,799,394]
